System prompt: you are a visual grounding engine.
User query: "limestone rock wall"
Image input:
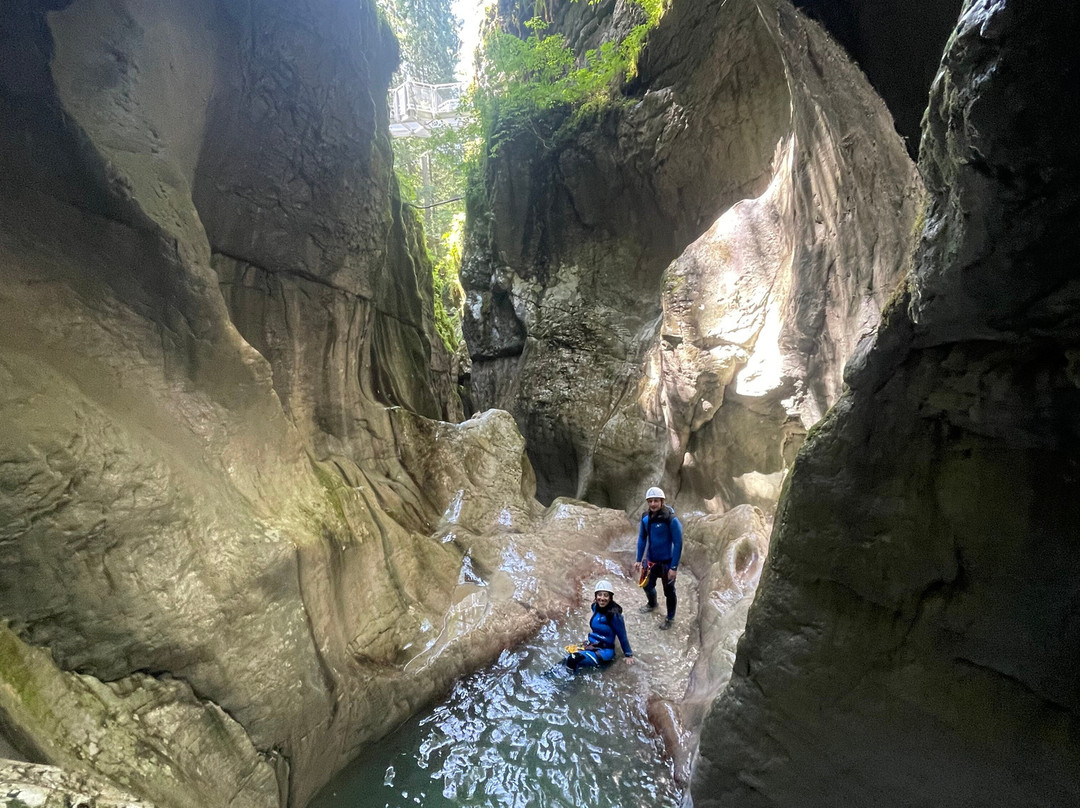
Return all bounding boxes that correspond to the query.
[193,0,462,434]
[792,0,965,155]
[0,2,628,807]
[463,0,925,513]
[1,760,158,808]
[693,1,1080,804]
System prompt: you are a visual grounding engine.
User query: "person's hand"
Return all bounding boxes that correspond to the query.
[625,656,636,665]
[634,561,642,573]
[667,568,677,583]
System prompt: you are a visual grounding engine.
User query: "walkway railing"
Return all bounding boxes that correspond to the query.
[388,79,466,138]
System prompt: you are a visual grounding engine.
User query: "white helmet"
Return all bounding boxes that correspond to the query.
[645,486,665,500]
[594,579,614,595]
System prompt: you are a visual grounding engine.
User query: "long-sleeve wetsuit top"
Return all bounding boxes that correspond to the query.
[637,505,683,570]
[587,603,633,657]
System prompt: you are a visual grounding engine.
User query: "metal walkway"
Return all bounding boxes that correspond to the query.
[388,79,466,138]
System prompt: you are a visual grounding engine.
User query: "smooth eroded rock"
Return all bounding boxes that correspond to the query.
[693,2,1080,805]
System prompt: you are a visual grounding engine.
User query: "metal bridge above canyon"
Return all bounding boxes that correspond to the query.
[388,79,466,138]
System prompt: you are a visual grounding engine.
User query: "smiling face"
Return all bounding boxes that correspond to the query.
[647,497,664,514]
[595,590,612,607]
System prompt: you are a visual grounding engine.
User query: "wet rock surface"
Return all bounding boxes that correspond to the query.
[693,2,1080,805]
[0,627,277,808]
[307,501,770,806]
[613,505,771,785]
[1,760,156,808]
[0,2,624,807]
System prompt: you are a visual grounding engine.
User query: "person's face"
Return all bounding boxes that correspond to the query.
[595,591,612,607]
[647,497,663,513]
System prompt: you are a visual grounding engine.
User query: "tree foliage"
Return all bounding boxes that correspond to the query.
[383,0,461,82]
[432,212,467,353]
[383,0,666,356]
[379,0,468,354]
[394,121,476,261]
[472,1,665,148]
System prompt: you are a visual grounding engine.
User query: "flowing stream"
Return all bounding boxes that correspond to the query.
[311,603,686,808]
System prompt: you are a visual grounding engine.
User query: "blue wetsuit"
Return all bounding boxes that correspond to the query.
[564,602,633,670]
[637,506,683,620]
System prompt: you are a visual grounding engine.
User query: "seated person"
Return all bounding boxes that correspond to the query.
[564,579,635,670]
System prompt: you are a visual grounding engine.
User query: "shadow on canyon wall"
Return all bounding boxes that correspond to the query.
[3,1,1077,807]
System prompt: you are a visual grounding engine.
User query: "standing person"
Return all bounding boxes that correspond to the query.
[563,580,635,671]
[634,486,683,630]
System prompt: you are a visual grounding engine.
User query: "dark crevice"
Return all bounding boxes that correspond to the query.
[791,0,965,157]
[212,249,371,302]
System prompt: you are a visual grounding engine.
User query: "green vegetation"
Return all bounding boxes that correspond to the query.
[907,192,929,268]
[379,0,465,259]
[474,0,665,147]
[477,17,621,119]
[394,123,475,258]
[311,461,350,526]
[378,0,468,355]
[383,0,460,84]
[391,129,470,356]
[431,213,467,353]
[0,623,49,720]
[383,0,666,358]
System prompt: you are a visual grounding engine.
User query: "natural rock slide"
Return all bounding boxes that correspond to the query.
[0,2,629,806]
[3,0,1076,807]
[0,0,764,805]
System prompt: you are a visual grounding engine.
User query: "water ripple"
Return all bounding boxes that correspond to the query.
[312,613,682,808]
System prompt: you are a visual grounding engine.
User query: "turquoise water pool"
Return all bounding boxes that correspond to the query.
[311,614,683,808]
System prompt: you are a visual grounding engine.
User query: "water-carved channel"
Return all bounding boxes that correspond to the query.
[311,602,686,808]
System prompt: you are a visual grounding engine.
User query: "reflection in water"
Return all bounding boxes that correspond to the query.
[312,617,682,808]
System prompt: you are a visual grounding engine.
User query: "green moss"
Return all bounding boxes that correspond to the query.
[801,395,844,450]
[311,461,349,526]
[880,275,912,326]
[905,189,930,270]
[910,201,927,243]
[0,625,52,722]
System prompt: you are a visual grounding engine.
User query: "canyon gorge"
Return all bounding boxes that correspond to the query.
[1,0,1077,807]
